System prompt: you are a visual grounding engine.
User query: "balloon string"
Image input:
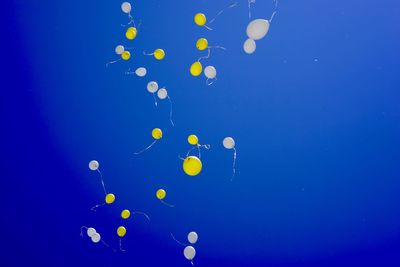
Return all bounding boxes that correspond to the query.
[206,77,217,86]
[119,238,125,252]
[152,94,158,106]
[170,233,189,246]
[91,202,106,212]
[80,226,88,237]
[106,58,121,67]
[198,46,226,62]
[97,169,107,195]
[143,51,154,56]
[178,155,185,161]
[191,260,195,266]
[207,1,238,26]
[186,146,197,157]
[248,0,256,19]
[132,211,151,222]
[231,148,237,181]
[160,200,174,208]
[125,68,135,75]
[167,96,174,127]
[102,240,117,252]
[269,10,277,23]
[134,140,157,155]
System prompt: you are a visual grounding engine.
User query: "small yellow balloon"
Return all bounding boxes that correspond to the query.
[121,51,131,60]
[156,189,166,200]
[194,13,206,26]
[183,156,202,176]
[196,38,208,51]
[121,209,131,219]
[152,128,162,140]
[188,134,199,145]
[190,61,203,76]
[125,27,137,40]
[154,49,165,60]
[105,193,115,204]
[117,226,127,237]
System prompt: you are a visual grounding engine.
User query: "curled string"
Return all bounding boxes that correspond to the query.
[206,1,239,30]
[80,226,88,237]
[167,96,174,127]
[102,240,117,252]
[160,199,174,208]
[91,202,106,212]
[143,51,154,56]
[121,12,136,28]
[106,58,121,67]
[97,169,107,195]
[132,211,151,222]
[119,238,125,252]
[152,93,158,106]
[170,233,189,246]
[125,68,135,75]
[134,139,157,155]
[231,147,237,181]
[206,77,217,86]
[269,10,277,23]
[186,146,197,157]
[248,0,256,19]
[198,46,226,62]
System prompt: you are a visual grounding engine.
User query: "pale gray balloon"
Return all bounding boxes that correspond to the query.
[204,66,217,79]
[246,19,270,40]
[115,45,125,55]
[243,38,256,54]
[147,81,158,93]
[157,88,168,100]
[88,160,99,171]
[121,2,132,14]
[91,233,101,243]
[87,227,96,237]
[187,231,198,244]
[223,137,235,149]
[135,67,147,77]
[183,246,196,260]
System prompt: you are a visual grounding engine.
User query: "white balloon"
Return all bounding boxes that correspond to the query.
[157,88,168,100]
[91,233,101,243]
[243,39,256,54]
[246,19,270,40]
[223,137,235,149]
[135,67,147,77]
[121,2,132,14]
[147,81,158,93]
[187,232,198,244]
[204,66,217,79]
[183,246,196,260]
[87,227,96,237]
[115,45,125,55]
[88,160,99,171]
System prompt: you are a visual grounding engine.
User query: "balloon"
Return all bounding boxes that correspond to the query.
[243,38,256,54]
[91,233,101,243]
[88,160,99,171]
[183,246,196,260]
[194,13,206,26]
[117,226,127,237]
[190,61,203,76]
[188,135,198,145]
[154,49,165,60]
[121,2,132,14]
[105,193,115,204]
[121,51,131,60]
[121,209,131,219]
[223,137,235,149]
[156,189,166,200]
[187,232,198,244]
[135,67,147,77]
[151,128,162,140]
[125,27,137,40]
[246,19,270,40]
[87,227,96,237]
[196,38,208,51]
[204,66,216,79]
[147,81,158,93]
[157,88,168,100]
[183,156,202,176]
[115,45,125,55]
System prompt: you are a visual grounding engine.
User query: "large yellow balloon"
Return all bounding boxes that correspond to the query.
[156,189,166,200]
[190,61,203,76]
[154,49,165,60]
[105,193,115,204]
[121,209,131,219]
[117,226,127,237]
[152,128,162,140]
[196,38,208,51]
[183,156,202,176]
[188,134,199,145]
[121,51,131,60]
[125,27,137,40]
[194,13,206,26]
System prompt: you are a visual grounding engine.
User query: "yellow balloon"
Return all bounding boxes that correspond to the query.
[117,226,127,237]
[121,209,131,219]
[190,61,203,76]
[183,156,202,176]
[196,38,208,51]
[188,134,199,145]
[125,27,137,40]
[105,193,115,204]
[152,128,162,140]
[156,189,166,200]
[154,49,165,60]
[194,13,206,26]
[121,51,131,60]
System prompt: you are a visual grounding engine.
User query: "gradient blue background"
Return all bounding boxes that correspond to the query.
[2,0,400,266]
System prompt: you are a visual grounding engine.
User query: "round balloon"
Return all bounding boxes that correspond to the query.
[121,2,131,14]
[183,156,202,176]
[154,49,165,60]
[194,13,206,26]
[115,45,125,55]
[105,193,116,204]
[88,160,99,171]
[188,134,198,145]
[243,38,256,54]
[157,88,168,100]
[117,226,127,237]
[91,233,101,243]
[196,38,208,51]
[223,137,235,149]
[147,81,158,93]
[246,19,270,40]
[121,209,131,219]
[151,128,162,140]
[121,51,131,60]
[187,232,198,244]
[183,246,196,260]
[125,27,137,40]
[156,189,166,200]
[204,66,216,79]
[87,227,96,237]
[135,67,147,77]
[190,61,203,76]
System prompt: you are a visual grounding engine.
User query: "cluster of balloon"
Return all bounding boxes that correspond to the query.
[134,128,163,155]
[143,48,165,60]
[171,232,199,266]
[223,137,237,180]
[80,226,115,251]
[146,81,174,126]
[156,189,174,207]
[243,12,277,54]
[193,37,224,84]
[106,44,132,67]
[187,134,210,159]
